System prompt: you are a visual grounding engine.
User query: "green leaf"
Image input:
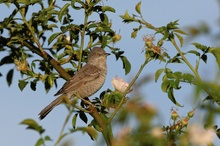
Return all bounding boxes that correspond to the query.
[35,138,44,146]
[6,69,13,86]
[155,68,164,82]
[120,10,134,23]
[58,3,70,22]
[48,32,62,45]
[100,13,109,25]
[79,111,88,124]
[44,135,52,141]
[135,1,141,14]
[187,50,200,56]
[173,29,188,35]
[120,56,131,75]
[101,36,107,48]
[30,80,37,91]
[171,71,182,79]
[161,80,170,92]
[44,80,51,93]
[72,113,78,129]
[85,126,98,140]
[47,74,54,87]
[174,33,184,47]
[208,47,220,68]
[90,119,102,132]
[201,54,207,63]
[182,73,195,83]
[101,91,124,109]
[0,55,14,66]
[101,6,115,13]
[18,80,28,91]
[167,87,183,107]
[192,42,209,52]
[216,128,220,139]
[20,119,45,134]
[131,29,138,38]
[48,24,58,29]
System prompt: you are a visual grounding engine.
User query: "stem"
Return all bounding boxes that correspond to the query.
[78,15,88,70]
[23,41,71,80]
[171,38,202,82]
[108,60,149,122]
[89,107,113,146]
[20,10,44,53]
[54,110,72,146]
[171,38,217,101]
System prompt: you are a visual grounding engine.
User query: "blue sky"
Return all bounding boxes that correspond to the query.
[0,0,219,145]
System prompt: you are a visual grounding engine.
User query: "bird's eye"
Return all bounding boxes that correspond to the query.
[96,53,99,56]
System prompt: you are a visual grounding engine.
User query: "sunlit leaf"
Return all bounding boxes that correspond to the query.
[155,68,164,82]
[48,32,62,45]
[101,6,115,13]
[20,119,45,134]
[120,56,131,75]
[72,113,78,129]
[173,29,188,35]
[44,135,52,141]
[192,42,209,52]
[47,74,54,87]
[131,29,138,38]
[182,73,195,83]
[58,3,70,22]
[174,33,184,47]
[208,47,220,68]
[18,80,28,91]
[135,1,141,14]
[187,50,200,56]
[100,13,109,25]
[90,119,102,132]
[120,10,134,23]
[85,126,98,140]
[161,80,170,92]
[35,138,44,146]
[167,87,183,107]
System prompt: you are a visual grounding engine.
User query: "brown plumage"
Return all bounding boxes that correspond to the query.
[39,47,110,119]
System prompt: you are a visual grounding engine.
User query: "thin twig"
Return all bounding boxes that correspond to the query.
[108,60,149,122]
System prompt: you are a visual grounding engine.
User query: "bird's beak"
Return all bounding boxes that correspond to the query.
[106,53,111,56]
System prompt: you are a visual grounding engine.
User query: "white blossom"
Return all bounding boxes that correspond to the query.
[112,76,130,93]
[151,127,164,138]
[188,124,215,145]
[66,36,71,42]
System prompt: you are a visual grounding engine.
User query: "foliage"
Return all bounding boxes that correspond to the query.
[0,0,220,146]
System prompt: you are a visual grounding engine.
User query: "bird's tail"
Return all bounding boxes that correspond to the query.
[38,97,63,120]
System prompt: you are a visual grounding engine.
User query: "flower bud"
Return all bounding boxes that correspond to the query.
[171,110,179,121]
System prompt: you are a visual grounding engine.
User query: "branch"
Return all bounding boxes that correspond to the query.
[0,36,71,80]
[109,59,149,122]
[89,106,113,146]
[23,41,71,80]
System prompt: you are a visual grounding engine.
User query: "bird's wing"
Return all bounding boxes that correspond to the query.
[54,65,101,96]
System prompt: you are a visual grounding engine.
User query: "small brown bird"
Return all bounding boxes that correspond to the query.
[39,47,110,119]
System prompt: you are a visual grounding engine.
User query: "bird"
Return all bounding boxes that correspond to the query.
[39,47,110,119]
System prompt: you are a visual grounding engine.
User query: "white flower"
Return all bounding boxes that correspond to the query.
[66,36,70,42]
[117,127,132,138]
[188,124,215,145]
[112,76,130,93]
[151,127,164,138]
